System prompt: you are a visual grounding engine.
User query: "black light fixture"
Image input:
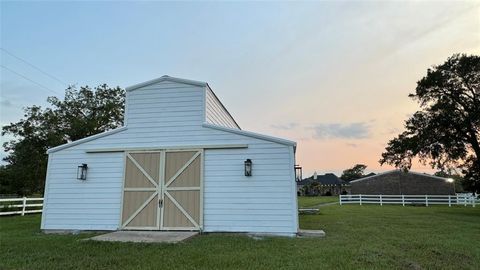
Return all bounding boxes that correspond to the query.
[77,163,88,180]
[295,165,302,181]
[244,159,252,176]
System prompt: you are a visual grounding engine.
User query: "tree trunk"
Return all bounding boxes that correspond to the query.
[467,127,480,163]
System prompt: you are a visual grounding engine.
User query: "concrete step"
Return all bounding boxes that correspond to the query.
[297,229,326,238]
[89,231,198,243]
[298,208,319,214]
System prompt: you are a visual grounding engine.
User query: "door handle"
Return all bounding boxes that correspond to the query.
[159,199,163,208]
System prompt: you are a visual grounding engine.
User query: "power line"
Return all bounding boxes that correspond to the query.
[0,47,68,86]
[0,64,61,95]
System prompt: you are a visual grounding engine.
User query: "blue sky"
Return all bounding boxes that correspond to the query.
[1,1,479,175]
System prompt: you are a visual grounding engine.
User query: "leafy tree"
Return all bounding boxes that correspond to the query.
[341,164,368,182]
[301,185,310,196]
[1,85,125,195]
[434,171,465,193]
[380,54,479,193]
[309,182,321,196]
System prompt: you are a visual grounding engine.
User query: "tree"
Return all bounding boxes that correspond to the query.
[380,54,480,193]
[434,171,465,193]
[1,84,125,195]
[341,164,368,182]
[309,182,321,196]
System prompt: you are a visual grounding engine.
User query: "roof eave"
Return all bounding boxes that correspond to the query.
[202,123,296,147]
[47,127,128,154]
[126,75,207,92]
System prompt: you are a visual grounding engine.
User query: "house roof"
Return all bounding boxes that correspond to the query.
[349,169,449,183]
[296,178,315,186]
[297,173,345,185]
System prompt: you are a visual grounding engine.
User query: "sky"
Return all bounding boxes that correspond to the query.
[1,1,479,176]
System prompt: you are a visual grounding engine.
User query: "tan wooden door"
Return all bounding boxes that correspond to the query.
[161,150,202,230]
[121,150,202,231]
[121,152,161,230]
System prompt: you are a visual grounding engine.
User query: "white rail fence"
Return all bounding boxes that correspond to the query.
[0,197,44,216]
[340,194,477,207]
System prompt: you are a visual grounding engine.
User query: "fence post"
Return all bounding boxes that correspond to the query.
[359,194,362,206]
[464,195,467,207]
[339,195,342,206]
[402,195,405,206]
[380,194,383,206]
[21,197,26,216]
[473,196,476,208]
[425,195,428,207]
[448,195,451,207]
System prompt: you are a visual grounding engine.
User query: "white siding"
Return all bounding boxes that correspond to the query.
[205,86,239,129]
[203,144,297,234]
[126,81,204,129]
[42,151,124,230]
[42,79,297,235]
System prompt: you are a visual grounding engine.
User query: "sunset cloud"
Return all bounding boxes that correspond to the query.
[270,122,299,130]
[311,122,371,139]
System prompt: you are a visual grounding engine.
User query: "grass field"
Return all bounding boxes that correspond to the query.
[1,204,479,269]
[297,195,339,208]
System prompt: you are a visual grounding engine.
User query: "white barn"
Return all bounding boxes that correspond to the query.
[41,76,299,236]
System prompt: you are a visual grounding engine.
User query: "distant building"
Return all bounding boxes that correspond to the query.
[350,170,455,195]
[297,172,350,196]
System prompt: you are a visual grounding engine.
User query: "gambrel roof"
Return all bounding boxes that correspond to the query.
[47,75,296,154]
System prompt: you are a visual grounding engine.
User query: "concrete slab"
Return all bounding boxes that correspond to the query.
[298,208,320,214]
[89,231,198,243]
[297,229,326,238]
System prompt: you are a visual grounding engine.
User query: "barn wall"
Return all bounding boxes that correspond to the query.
[350,171,455,195]
[41,150,125,230]
[42,80,297,234]
[205,86,239,129]
[203,144,297,235]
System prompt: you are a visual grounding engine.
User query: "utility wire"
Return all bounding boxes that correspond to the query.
[0,47,68,86]
[0,64,61,95]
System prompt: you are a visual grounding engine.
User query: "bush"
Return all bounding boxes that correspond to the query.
[0,201,15,212]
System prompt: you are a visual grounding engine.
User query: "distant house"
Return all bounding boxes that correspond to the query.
[297,172,350,196]
[350,170,455,195]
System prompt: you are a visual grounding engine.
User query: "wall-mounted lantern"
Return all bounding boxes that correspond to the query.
[77,163,88,180]
[295,165,302,181]
[244,159,252,176]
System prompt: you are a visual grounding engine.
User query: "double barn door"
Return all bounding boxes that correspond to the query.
[121,150,202,230]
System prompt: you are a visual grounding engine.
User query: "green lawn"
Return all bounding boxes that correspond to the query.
[1,205,479,269]
[297,195,339,208]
